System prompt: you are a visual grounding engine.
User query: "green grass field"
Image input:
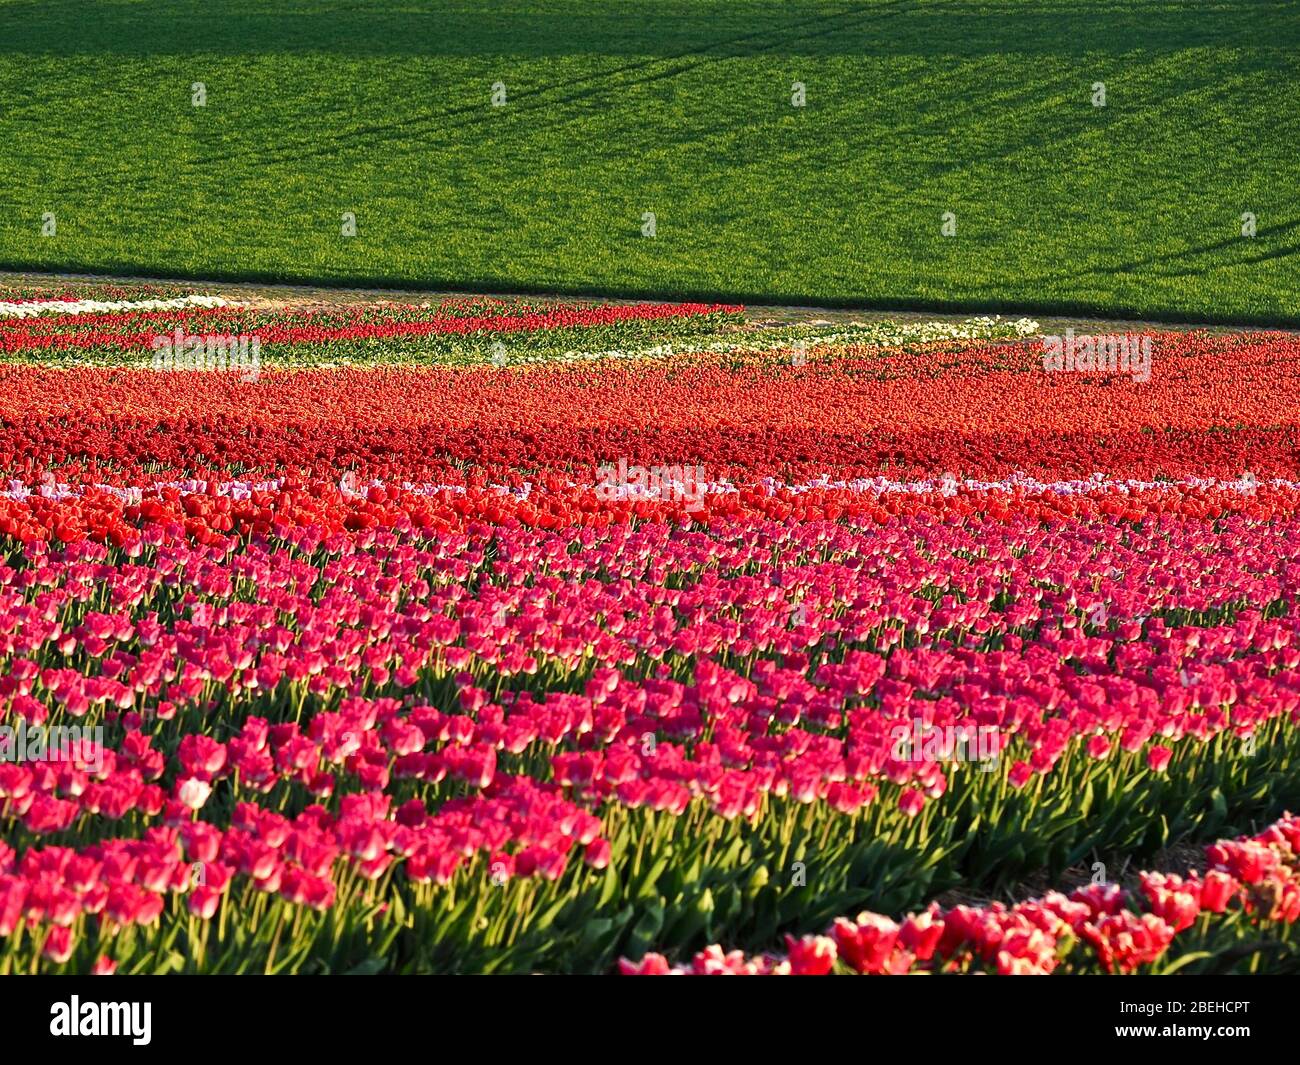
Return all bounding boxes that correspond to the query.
[1,0,1298,322]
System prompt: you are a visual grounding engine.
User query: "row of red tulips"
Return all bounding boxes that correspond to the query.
[621,813,1300,975]
[2,476,1298,547]
[1,330,1297,484]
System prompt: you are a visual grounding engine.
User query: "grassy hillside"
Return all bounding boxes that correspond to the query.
[1,0,1297,322]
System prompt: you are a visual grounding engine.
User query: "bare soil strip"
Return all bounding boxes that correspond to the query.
[1,270,1286,336]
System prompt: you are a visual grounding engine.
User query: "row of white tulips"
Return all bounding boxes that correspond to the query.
[0,294,233,319]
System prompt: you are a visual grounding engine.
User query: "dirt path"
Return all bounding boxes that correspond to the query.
[1,269,1288,336]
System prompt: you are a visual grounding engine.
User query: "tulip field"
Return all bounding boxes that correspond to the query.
[1,287,1300,976]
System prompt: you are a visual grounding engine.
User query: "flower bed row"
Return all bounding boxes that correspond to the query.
[0,331,1295,483]
[620,813,1300,975]
[2,475,1298,546]
[0,295,233,320]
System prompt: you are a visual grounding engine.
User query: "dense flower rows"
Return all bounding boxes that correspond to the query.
[0,307,1297,973]
[0,331,1295,484]
[0,299,742,361]
[1,491,1299,972]
[0,296,1039,372]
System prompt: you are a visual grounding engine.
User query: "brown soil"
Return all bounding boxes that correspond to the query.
[2,270,1289,336]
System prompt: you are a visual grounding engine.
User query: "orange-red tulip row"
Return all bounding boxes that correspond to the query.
[0,330,1296,485]
[3,478,1300,548]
